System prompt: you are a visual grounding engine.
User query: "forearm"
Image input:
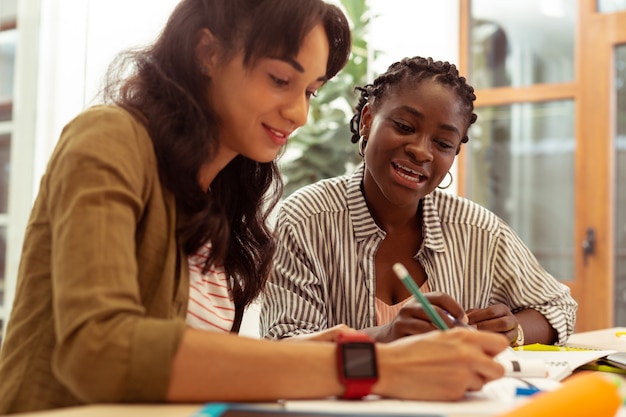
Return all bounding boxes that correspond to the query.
[168,327,509,402]
[167,328,343,401]
[515,308,557,345]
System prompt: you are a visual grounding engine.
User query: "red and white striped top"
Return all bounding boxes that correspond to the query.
[186,242,235,333]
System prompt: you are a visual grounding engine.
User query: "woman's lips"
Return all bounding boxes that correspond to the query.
[265,125,288,146]
[392,162,426,184]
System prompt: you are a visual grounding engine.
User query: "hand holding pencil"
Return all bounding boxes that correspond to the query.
[392,262,548,379]
[392,263,469,331]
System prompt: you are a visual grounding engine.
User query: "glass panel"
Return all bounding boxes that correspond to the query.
[0,133,9,213]
[0,28,16,122]
[614,46,626,325]
[598,0,626,12]
[466,100,575,280]
[470,0,575,89]
[0,226,5,309]
[0,226,3,345]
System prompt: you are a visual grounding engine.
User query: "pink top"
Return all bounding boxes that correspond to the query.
[375,280,430,326]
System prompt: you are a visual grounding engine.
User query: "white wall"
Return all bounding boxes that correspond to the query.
[367,0,461,197]
[368,0,460,74]
[34,0,459,178]
[33,0,179,195]
[31,0,459,339]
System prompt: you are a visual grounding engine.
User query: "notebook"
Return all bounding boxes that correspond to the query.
[513,344,616,381]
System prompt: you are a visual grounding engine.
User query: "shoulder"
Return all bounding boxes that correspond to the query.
[44,105,158,189]
[279,175,350,223]
[427,189,502,233]
[61,105,150,149]
[69,104,144,124]
[53,105,155,167]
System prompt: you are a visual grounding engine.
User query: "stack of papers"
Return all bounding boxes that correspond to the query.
[514,344,617,381]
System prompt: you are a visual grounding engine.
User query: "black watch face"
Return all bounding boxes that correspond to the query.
[342,342,378,378]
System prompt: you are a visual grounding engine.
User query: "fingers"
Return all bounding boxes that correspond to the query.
[467,304,517,335]
[425,292,467,323]
[375,328,508,401]
[281,324,357,343]
[388,307,440,339]
[394,293,466,334]
[313,324,358,342]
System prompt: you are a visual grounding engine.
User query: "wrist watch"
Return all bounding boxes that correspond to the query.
[336,332,379,399]
[512,323,525,347]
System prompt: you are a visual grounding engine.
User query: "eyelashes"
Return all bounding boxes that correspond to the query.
[270,74,289,87]
[269,74,319,99]
[393,121,457,150]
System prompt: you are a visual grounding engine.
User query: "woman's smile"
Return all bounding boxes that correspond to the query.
[391,161,428,189]
[264,124,289,146]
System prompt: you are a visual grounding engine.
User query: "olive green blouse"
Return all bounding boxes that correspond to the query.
[0,106,192,414]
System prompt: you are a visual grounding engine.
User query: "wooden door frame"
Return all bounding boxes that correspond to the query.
[458,0,619,331]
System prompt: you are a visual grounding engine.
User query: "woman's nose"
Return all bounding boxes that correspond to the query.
[282,94,309,129]
[405,136,434,162]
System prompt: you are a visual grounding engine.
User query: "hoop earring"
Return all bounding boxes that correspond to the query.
[358,135,367,157]
[438,171,453,190]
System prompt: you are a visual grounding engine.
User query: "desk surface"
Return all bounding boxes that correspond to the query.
[12,404,203,417]
[566,327,626,351]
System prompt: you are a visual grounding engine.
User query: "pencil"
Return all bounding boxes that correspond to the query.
[392,262,449,330]
[392,263,522,361]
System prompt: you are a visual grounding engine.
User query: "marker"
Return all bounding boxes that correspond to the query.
[499,357,549,379]
[516,386,542,397]
[392,262,449,330]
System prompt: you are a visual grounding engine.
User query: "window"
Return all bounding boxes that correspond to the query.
[0,0,16,344]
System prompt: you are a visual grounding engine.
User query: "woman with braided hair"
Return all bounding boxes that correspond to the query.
[261,56,577,348]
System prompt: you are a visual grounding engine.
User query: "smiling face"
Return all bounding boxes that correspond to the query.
[360,79,469,211]
[203,23,330,165]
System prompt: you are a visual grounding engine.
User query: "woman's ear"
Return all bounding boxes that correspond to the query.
[359,103,373,136]
[196,28,220,76]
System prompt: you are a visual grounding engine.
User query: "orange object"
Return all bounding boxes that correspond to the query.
[497,372,622,417]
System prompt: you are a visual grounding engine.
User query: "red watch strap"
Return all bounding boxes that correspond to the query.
[343,378,375,399]
[336,332,378,399]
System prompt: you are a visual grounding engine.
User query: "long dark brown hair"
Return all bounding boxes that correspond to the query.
[101,0,351,311]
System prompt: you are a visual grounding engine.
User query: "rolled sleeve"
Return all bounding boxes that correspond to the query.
[492,222,578,345]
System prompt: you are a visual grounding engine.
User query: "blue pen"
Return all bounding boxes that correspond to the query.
[392,262,449,330]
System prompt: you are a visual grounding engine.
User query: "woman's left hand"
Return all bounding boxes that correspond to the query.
[466,304,518,344]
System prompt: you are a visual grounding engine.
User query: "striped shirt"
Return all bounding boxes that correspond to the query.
[259,163,577,344]
[186,242,235,333]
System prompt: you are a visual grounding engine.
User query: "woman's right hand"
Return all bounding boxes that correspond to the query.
[375,292,469,342]
[373,327,508,401]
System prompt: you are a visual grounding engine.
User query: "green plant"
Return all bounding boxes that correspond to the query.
[279,0,375,197]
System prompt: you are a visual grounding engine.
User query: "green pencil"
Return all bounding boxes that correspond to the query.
[392,262,449,330]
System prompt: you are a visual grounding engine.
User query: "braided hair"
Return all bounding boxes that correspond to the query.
[349,56,477,152]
